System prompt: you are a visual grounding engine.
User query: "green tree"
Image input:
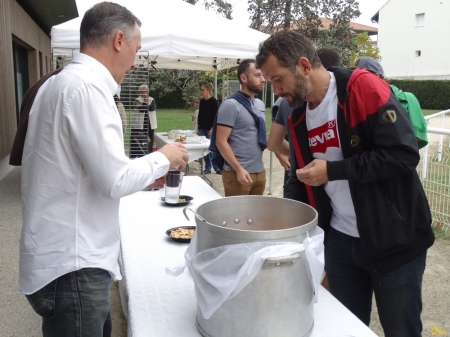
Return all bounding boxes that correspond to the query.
[183,0,233,19]
[248,0,361,67]
[349,32,381,67]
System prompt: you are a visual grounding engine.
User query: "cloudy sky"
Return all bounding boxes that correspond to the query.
[229,0,388,28]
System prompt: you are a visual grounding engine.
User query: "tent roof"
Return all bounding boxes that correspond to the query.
[51,0,270,71]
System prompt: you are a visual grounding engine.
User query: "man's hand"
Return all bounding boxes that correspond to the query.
[157,143,189,171]
[237,168,252,185]
[275,153,290,171]
[143,176,165,190]
[296,159,328,186]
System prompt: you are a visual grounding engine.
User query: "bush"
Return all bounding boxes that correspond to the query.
[387,79,450,110]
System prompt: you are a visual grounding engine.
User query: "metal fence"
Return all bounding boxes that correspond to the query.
[419,110,450,232]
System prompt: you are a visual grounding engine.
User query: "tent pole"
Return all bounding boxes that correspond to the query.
[214,69,218,99]
[268,85,275,195]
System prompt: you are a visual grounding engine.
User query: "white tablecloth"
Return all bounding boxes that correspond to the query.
[118,176,378,337]
[154,132,210,163]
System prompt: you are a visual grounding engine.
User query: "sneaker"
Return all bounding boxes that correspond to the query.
[215,169,222,175]
[203,170,211,174]
[194,165,202,171]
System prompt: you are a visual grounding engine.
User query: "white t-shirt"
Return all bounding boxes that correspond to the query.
[306,73,359,237]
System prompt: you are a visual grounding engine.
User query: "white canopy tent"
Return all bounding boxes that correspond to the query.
[51,0,277,194]
[51,0,270,71]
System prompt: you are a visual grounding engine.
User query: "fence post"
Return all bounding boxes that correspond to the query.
[438,114,444,162]
[421,144,429,179]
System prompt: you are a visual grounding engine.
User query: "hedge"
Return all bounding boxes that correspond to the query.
[148,78,274,109]
[387,79,450,110]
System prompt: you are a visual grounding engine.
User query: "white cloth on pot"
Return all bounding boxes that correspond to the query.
[165,226,324,319]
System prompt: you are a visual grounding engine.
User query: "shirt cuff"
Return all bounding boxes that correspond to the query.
[142,151,170,179]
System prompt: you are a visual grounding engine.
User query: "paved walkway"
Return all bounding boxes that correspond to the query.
[0,168,41,336]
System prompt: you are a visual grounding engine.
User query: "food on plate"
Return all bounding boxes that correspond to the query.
[178,198,186,202]
[169,227,195,239]
[174,137,181,142]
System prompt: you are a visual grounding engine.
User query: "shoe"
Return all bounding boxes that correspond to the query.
[203,170,211,174]
[194,165,202,171]
[215,169,222,175]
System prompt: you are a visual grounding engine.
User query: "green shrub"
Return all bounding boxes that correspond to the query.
[387,79,450,110]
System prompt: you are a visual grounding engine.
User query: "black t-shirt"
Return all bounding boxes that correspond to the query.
[198,97,218,130]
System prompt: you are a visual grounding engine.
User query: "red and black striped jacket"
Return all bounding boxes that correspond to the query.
[288,67,434,276]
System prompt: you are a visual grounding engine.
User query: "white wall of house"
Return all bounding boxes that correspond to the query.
[378,0,450,79]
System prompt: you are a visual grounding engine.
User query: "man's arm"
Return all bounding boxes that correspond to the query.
[216,125,252,184]
[267,122,290,156]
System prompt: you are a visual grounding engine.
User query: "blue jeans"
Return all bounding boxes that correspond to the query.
[198,129,220,172]
[25,268,112,337]
[324,227,426,337]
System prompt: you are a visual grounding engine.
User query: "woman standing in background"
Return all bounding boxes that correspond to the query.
[198,83,221,174]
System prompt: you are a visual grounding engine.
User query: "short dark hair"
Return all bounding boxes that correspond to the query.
[256,30,321,71]
[80,2,141,50]
[237,59,256,84]
[316,48,341,69]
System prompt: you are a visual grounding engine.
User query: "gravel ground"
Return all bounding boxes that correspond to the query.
[0,148,448,337]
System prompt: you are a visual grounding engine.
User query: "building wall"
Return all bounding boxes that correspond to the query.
[378,0,450,79]
[0,0,52,180]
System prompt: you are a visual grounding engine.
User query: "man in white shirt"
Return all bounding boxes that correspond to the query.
[20,3,188,336]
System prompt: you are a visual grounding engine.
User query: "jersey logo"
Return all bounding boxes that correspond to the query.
[308,119,339,153]
[382,110,397,123]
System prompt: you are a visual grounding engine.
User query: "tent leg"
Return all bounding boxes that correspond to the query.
[214,70,218,99]
[268,151,273,195]
[268,85,275,195]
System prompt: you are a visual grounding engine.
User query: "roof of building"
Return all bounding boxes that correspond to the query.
[16,0,78,35]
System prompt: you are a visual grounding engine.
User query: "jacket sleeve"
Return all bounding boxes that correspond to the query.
[328,78,420,184]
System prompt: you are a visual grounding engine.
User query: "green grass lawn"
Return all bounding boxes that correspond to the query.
[423,109,441,116]
[150,108,274,133]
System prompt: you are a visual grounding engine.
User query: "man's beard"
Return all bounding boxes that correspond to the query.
[247,80,263,94]
[285,71,308,108]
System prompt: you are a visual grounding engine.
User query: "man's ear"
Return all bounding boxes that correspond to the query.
[297,57,312,75]
[239,73,247,84]
[113,31,126,52]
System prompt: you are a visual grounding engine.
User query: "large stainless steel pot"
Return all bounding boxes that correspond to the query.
[191,196,318,337]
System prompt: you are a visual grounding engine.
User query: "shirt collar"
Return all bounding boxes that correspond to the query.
[71,53,120,96]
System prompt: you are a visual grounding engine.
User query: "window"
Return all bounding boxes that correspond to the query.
[416,13,425,27]
[12,41,30,125]
[39,52,43,77]
[415,50,421,57]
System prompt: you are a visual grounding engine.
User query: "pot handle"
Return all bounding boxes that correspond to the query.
[183,207,210,224]
[264,252,302,266]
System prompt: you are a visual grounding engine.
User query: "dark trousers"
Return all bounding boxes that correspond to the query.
[25,268,112,337]
[325,227,426,337]
[148,128,155,153]
[130,128,148,158]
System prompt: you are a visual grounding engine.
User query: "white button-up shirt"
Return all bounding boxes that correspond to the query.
[20,53,170,294]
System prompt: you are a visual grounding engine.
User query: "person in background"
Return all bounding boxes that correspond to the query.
[198,83,221,174]
[355,56,428,149]
[257,30,434,337]
[270,97,293,192]
[19,3,188,336]
[190,97,201,134]
[114,94,127,135]
[316,47,342,69]
[133,84,157,156]
[215,59,267,196]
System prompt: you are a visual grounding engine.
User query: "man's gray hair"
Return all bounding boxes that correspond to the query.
[80,2,141,50]
[256,30,321,72]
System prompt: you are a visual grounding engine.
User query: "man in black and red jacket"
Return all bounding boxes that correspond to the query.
[256,30,434,337]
